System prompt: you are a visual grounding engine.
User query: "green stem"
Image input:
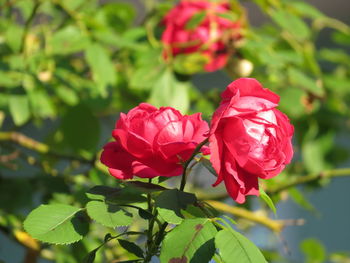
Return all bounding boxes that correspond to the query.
[145,179,156,262]
[180,138,209,191]
[154,223,168,247]
[268,167,350,194]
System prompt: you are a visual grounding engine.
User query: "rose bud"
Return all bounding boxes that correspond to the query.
[161,0,242,72]
[209,78,294,203]
[101,103,209,179]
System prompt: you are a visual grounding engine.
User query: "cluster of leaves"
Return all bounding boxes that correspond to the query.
[0,0,349,262]
[24,181,267,262]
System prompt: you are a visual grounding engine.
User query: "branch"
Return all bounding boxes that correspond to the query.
[0,131,49,153]
[180,138,209,191]
[0,131,94,164]
[268,168,350,194]
[204,200,301,233]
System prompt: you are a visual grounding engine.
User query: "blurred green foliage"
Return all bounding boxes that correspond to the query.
[0,0,349,262]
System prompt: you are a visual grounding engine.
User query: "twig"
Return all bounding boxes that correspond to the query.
[268,168,350,195]
[204,200,286,232]
[0,132,49,153]
[195,168,350,199]
[145,179,156,262]
[180,138,209,191]
[0,131,94,164]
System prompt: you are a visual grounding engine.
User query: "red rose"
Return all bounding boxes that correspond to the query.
[101,103,209,179]
[209,78,294,203]
[161,0,241,72]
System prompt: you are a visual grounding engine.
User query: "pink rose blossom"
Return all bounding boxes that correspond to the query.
[101,103,209,179]
[209,78,294,203]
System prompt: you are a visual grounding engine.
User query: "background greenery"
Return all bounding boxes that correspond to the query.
[0,0,349,262]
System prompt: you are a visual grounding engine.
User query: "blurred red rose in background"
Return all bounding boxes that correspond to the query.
[161,0,242,72]
[101,103,209,179]
[209,78,294,203]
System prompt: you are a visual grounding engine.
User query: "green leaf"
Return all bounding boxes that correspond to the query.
[278,88,305,118]
[28,90,56,118]
[319,48,349,65]
[148,70,190,113]
[125,181,168,193]
[56,86,79,106]
[155,189,197,224]
[61,0,85,11]
[216,12,239,22]
[117,239,144,258]
[289,2,325,19]
[300,238,326,263]
[83,248,98,263]
[0,71,22,88]
[259,188,276,215]
[160,218,217,263]
[288,188,315,212]
[302,138,327,173]
[86,185,122,201]
[186,11,206,30]
[23,204,87,244]
[138,208,154,220]
[333,31,350,45]
[215,229,267,263]
[86,201,133,228]
[200,157,218,177]
[222,215,237,226]
[324,75,350,95]
[49,26,89,55]
[86,185,147,204]
[85,43,117,96]
[61,104,100,155]
[181,205,207,219]
[9,95,30,126]
[5,24,24,52]
[302,42,321,75]
[130,65,165,90]
[271,9,310,40]
[288,68,324,96]
[16,1,36,20]
[102,3,136,32]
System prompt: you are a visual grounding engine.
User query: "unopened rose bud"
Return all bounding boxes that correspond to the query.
[230,58,254,77]
[38,71,52,82]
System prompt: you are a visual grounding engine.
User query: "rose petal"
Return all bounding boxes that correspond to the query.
[100,142,135,180]
[222,78,280,105]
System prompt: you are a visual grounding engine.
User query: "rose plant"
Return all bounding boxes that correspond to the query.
[2,0,349,261]
[24,78,293,262]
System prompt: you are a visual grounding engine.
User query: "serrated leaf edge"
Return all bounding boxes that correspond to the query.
[86,201,132,228]
[23,204,84,245]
